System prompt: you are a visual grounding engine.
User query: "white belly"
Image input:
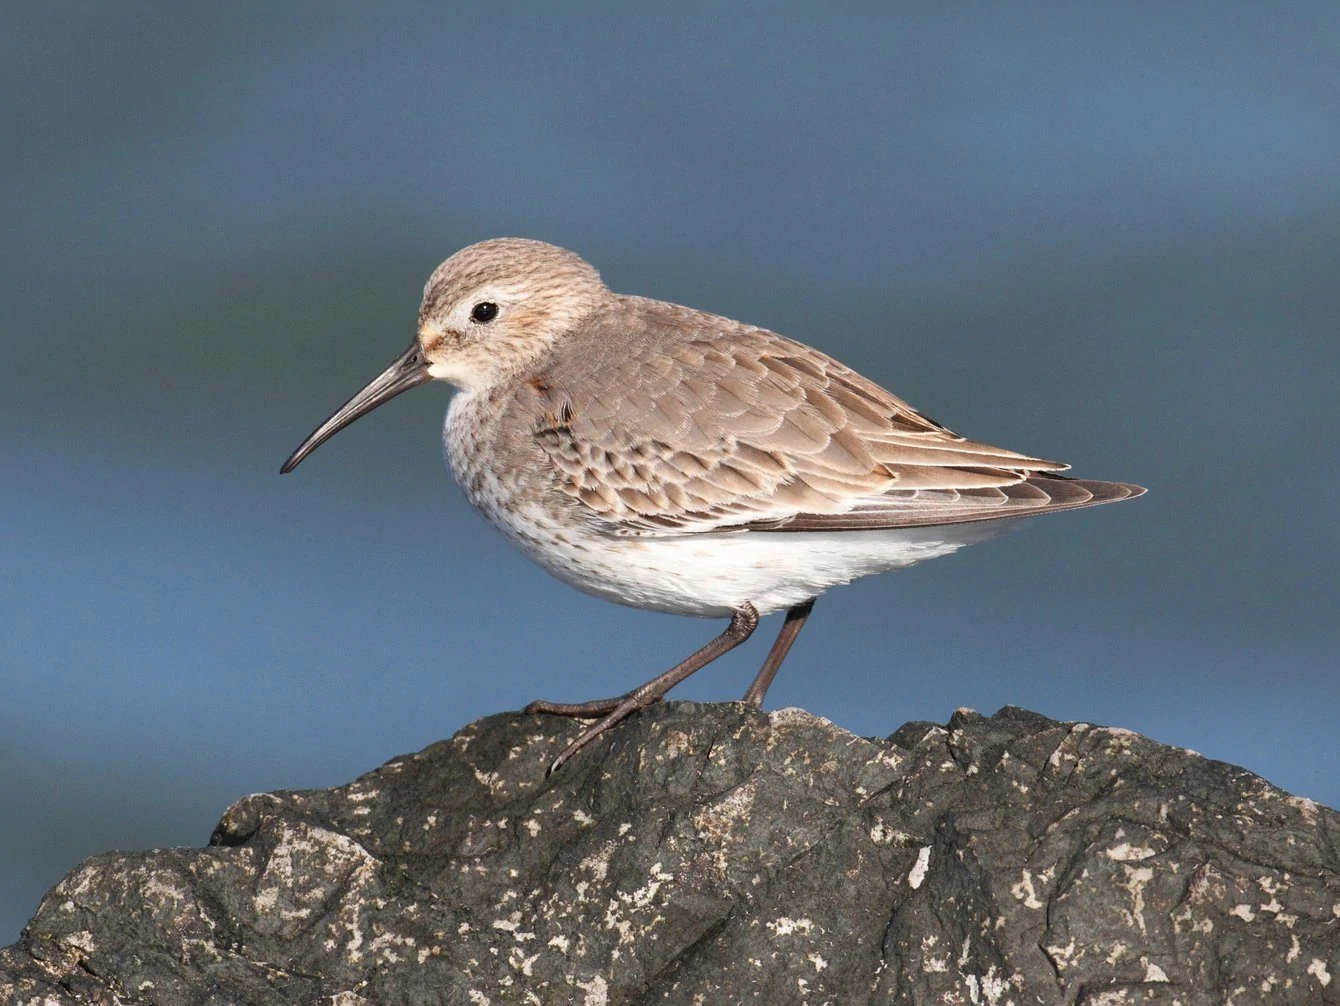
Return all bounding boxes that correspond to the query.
[482,503,1020,618]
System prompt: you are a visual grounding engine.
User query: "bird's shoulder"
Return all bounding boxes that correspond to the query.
[536,294,944,435]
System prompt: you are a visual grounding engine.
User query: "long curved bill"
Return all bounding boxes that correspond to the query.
[280,340,432,474]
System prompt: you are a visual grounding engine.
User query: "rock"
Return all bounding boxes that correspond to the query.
[2,702,1338,1005]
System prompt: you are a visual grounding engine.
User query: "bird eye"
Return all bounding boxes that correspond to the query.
[470,301,499,324]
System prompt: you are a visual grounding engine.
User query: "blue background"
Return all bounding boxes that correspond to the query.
[4,4,1338,942]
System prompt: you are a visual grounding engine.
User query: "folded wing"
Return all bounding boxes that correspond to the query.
[526,299,1143,535]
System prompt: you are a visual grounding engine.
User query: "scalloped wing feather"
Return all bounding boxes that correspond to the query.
[524,297,1141,535]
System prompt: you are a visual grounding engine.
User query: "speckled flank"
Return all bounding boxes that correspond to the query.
[2,703,1336,1002]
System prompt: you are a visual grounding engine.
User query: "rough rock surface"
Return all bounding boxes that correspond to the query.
[2,703,1338,1005]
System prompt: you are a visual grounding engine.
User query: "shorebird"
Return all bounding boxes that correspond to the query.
[282,238,1144,771]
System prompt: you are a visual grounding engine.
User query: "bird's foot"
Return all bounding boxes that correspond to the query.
[524,696,630,718]
[525,604,763,773]
[526,693,664,774]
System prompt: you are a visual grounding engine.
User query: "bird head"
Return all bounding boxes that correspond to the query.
[280,238,608,473]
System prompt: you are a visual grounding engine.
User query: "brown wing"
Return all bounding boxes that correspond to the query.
[526,297,1143,535]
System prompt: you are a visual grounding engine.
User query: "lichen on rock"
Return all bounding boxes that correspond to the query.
[2,703,1338,1004]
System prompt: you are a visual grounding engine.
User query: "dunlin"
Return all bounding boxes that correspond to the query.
[282,239,1144,770]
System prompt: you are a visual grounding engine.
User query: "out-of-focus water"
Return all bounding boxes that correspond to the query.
[4,4,1338,942]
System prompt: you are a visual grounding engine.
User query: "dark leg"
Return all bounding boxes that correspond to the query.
[741,598,815,707]
[527,603,760,773]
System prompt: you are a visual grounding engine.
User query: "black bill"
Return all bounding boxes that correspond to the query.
[280,340,432,474]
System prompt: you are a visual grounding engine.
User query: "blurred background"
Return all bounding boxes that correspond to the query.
[4,4,1338,942]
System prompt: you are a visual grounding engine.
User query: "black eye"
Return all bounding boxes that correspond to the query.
[470,301,499,324]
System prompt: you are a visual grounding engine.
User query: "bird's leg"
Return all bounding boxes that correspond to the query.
[527,603,760,772]
[741,598,815,707]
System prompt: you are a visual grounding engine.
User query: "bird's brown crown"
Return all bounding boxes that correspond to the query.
[415,238,614,391]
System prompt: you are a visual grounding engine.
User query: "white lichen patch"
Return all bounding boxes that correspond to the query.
[1044,939,1079,970]
[965,973,981,1004]
[868,819,910,846]
[473,767,506,795]
[1097,726,1139,744]
[692,778,758,852]
[578,842,615,882]
[490,917,520,934]
[1175,907,1214,936]
[908,846,932,889]
[867,746,903,773]
[508,947,540,975]
[1010,870,1045,910]
[659,728,694,760]
[366,929,417,964]
[1143,961,1169,982]
[603,905,632,953]
[768,707,836,731]
[59,930,96,954]
[599,862,676,947]
[964,965,1013,1006]
[1105,842,1156,862]
[253,823,381,940]
[140,872,193,912]
[628,863,673,911]
[914,932,945,968]
[1307,958,1331,986]
[1286,795,1319,826]
[767,916,815,937]
[1120,865,1155,936]
[574,974,609,1005]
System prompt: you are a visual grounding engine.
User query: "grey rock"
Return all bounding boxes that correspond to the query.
[2,703,1338,1005]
